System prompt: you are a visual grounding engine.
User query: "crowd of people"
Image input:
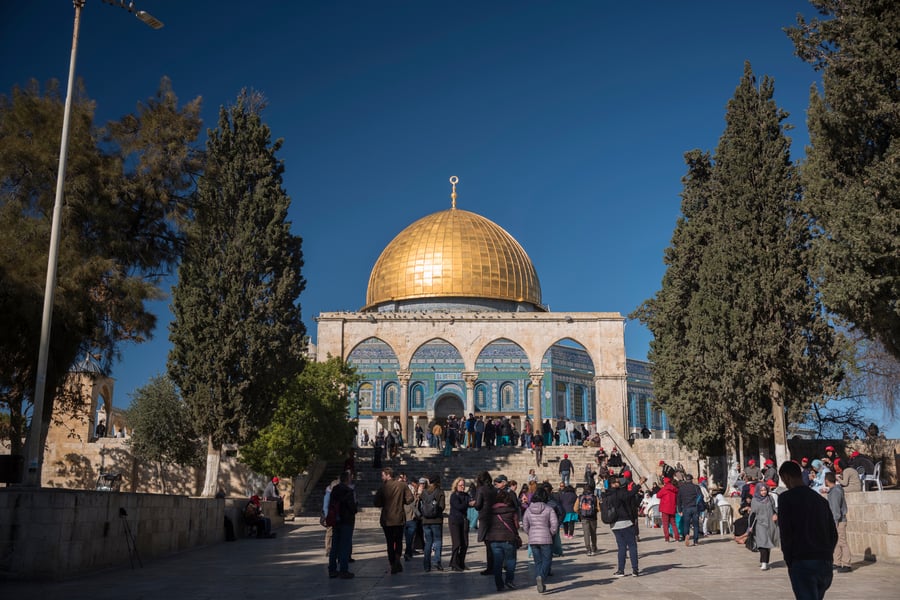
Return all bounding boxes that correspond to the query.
[309,440,869,598]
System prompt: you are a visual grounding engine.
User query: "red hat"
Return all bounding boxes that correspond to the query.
[272,476,279,483]
[564,454,568,459]
[663,477,671,484]
[612,447,618,451]
[748,459,756,465]
[766,479,777,488]
[698,477,707,482]
[659,460,665,465]
[764,459,774,466]
[599,447,604,451]
[801,457,809,463]
[622,470,632,478]
[825,445,835,452]
[850,451,860,458]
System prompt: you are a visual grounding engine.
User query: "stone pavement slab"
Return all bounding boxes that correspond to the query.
[2,519,897,599]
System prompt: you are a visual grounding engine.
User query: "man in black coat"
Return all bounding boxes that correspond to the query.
[473,471,498,575]
[778,461,838,600]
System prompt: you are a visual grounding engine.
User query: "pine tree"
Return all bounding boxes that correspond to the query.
[787,0,900,359]
[634,64,840,467]
[0,78,201,463]
[168,90,306,496]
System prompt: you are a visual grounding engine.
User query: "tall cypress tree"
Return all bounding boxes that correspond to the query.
[787,0,900,359]
[635,64,840,468]
[168,91,305,496]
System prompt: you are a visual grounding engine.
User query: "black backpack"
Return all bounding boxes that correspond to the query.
[600,494,619,524]
[420,489,440,519]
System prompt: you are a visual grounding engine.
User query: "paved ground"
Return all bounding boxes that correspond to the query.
[3,518,898,599]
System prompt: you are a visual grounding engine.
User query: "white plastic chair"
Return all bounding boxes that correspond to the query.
[645,504,661,529]
[718,504,733,535]
[862,461,883,492]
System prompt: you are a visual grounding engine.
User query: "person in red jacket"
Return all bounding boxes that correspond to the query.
[656,477,680,542]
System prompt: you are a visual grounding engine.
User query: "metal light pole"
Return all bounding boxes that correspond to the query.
[23,0,163,487]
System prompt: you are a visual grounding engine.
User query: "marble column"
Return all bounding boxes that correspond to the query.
[462,371,478,416]
[529,370,544,436]
[594,374,627,438]
[398,369,411,446]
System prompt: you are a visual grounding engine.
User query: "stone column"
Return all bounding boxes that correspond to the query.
[529,370,544,436]
[398,369,411,446]
[462,371,478,416]
[594,374,627,438]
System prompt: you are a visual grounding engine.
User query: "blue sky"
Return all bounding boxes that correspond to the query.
[3,1,895,436]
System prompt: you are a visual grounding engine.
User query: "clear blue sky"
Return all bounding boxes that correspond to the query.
[2,1,895,436]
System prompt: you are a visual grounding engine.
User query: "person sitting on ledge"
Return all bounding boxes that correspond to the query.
[244,493,276,538]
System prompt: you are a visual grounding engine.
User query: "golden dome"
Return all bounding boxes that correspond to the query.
[364,203,542,310]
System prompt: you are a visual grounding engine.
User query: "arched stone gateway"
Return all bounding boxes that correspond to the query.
[433,393,465,421]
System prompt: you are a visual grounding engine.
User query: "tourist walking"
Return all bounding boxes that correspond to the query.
[657,476,680,542]
[559,483,578,539]
[749,482,779,570]
[420,474,446,572]
[448,477,473,571]
[485,487,520,591]
[558,453,574,487]
[373,467,414,575]
[676,473,702,546]
[532,433,544,467]
[522,487,558,593]
[473,471,497,575]
[777,461,838,599]
[327,471,357,579]
[824,472,852,572]
[603,476,641,577]
[576,484,599,555]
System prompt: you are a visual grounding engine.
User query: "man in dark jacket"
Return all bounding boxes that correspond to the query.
[602,477,641,577]
[473,471,497,575]
[558,453,574,487]
[327,471,357,579]
[374,467,414,574]
[420,474,447,571]
[778,461,838,600]
[676,473,702,546]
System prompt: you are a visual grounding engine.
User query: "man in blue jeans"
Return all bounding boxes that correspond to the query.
[676,473,702,546]
[778,460,838,600]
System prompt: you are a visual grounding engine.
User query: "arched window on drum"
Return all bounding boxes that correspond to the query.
[384,382,399,411]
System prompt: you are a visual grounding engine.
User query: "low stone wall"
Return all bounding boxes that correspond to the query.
[0,489,224,580]
[847,490,900,564]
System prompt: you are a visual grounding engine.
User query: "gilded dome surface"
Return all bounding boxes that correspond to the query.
[364,206,542,310]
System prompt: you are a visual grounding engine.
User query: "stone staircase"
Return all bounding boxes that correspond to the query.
[301,431,659,524]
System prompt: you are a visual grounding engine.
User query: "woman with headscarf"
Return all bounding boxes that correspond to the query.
[810,459,830,492]
[749,482,779,571]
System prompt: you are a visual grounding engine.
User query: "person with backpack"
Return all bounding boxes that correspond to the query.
[532,433,544,467]
[601,476,642,577]
[522,487,558,593]
[559,483,578,539]
[327,470,358,579]
[558,453,574,487]
[576,485,599,555]
[676,473,702,546]
[420,473,446,572]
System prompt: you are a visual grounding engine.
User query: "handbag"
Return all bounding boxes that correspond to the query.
[496,513,523,548]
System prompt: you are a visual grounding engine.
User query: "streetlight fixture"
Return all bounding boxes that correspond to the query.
[23,0,164,487]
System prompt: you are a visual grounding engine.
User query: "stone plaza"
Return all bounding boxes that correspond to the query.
[4,515,899,599]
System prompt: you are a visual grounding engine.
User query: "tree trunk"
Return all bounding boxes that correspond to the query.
[726,433,740,491]
[770,380,789,468]
[201,435,221,497]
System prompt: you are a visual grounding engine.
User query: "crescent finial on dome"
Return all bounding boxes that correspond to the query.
[449,175,459,209]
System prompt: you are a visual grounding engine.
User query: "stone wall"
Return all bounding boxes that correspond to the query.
[0,489,223,579]
[847,490,900,564]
